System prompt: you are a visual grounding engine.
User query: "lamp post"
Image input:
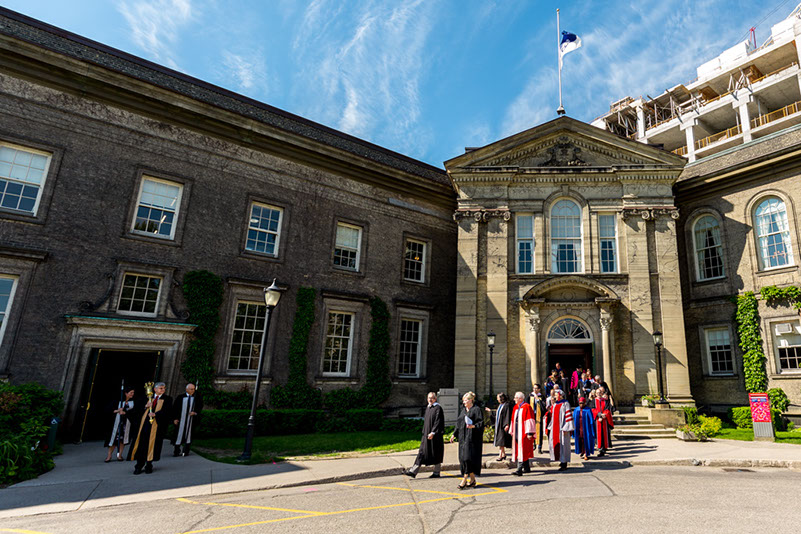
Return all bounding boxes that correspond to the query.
[487,331,496,406]
[652,330,668,405]
[238,279,282,462]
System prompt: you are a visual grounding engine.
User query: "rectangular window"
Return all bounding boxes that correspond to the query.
[117,274,162,315]
[599,214,617,273]
[0,275,18,347]
[517,214,534,274]
[0,143,51,215]
[323,311,353,376]
[398,319,422,377]
[403,239,426,282]
[333,222,362,271]
[132,177,183,239]
[775,321,801,372]
[228,302,266,371]
[246,203,283,256]
[704,327,734,375]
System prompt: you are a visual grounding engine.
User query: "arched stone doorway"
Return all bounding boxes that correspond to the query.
[546,317,594,375]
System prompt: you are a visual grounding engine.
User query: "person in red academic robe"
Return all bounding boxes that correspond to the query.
[546,389,574,471]
[593,386,615,456]
[509,391,536,476]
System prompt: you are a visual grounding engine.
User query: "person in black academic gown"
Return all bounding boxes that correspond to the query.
[404,392,445,478]
[128,382,172,474]
[104,386,136,462]
[450,391,484,490]
[492,392,512,461]
[171,383,203,457]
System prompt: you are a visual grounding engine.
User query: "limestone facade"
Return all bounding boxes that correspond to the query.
[447,117,694,406]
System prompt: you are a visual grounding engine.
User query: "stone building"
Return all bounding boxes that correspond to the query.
[446,117,693,407]
[0,9,456,439]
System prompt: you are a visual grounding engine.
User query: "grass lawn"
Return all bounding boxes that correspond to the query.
[193,431,422,464]
[716,427,801,444]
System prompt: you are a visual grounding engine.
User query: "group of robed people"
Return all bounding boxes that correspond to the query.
[403,381,615,488]
[103,382,203,474]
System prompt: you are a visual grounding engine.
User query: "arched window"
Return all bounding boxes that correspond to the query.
[693,215,725,281]
[754,197,794,269]
[551,199,582,273]
[547,318,591,342]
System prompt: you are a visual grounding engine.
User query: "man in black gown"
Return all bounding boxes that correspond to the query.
[129,382,172,474]
[404,392,445,478]
[172,383,203,457]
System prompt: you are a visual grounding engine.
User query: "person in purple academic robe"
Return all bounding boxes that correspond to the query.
[573,397,596,460]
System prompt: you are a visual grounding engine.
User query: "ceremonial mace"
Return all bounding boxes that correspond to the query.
[144,381,155,424]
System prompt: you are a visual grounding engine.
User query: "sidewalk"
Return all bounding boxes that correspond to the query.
[2,437,801,518]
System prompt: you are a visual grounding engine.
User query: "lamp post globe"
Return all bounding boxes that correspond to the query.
[238,278,283,462]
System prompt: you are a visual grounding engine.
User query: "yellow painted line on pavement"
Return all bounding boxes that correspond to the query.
[176,497,323,515]
[0,530,54,534]
[179,515,320,534]
[336,482,465,496]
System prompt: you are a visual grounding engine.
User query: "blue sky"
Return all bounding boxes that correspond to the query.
[1,1,794,166]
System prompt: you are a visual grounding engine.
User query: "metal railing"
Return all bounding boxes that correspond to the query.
[695,123,742,150]
[751,100,801,129]
[672,145,688,156]
[749,62,797,86]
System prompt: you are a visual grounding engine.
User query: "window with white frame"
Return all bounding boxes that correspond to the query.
[398,318,423,377]
[228,302,266,371]
[551,199,582,273]
[333,222,362,271]
[599,213,617,273]
[693,215,725,281]
[132,177,183,239]
[245,203,283,256]
[774,321,801,372]
[0,275,18,346]
[117,274,162,315]
[517,214,534,274]
[0,143,51,215]
[403,239,426,282]
[323,311,354,376]
[703,327,734,375]
[754,197,794,269]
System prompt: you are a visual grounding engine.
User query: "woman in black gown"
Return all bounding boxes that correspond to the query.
[450,391,484,489]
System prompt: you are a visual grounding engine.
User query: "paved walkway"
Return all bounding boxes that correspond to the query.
[2,437,801,519]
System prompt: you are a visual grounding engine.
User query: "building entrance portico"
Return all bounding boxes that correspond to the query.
[546,317,593,377]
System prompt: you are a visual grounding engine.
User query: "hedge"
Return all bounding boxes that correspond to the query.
[193,408,388,438]
[727,406,788,432]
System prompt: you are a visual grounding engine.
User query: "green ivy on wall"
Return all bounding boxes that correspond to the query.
[360,297,392,406]
[734,285,801,393]
[180,270,224,390]
[270,287,321,408]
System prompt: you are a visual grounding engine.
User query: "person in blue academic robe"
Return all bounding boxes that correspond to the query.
[573,397,596,460]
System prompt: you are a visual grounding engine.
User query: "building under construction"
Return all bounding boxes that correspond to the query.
[593,5,801,162]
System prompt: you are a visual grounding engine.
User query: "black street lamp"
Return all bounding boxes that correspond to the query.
[487,331,496,406]
[652,330,668,405]
[238,279,283,462]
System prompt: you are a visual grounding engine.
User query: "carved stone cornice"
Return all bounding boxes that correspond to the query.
[600,317,613,331]
[452,209,512,222]
[621,207,679,221]
[78,272,115,312]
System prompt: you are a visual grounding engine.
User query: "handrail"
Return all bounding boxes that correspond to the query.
[749,61,797,86]
[751,100,801,129]
[695,123,742,150]
[672,145,688,156]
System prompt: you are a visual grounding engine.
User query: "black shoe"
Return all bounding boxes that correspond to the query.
[429,473,440,478]
[558,463,567,471]
[144,464,153,474]
[133,467,143,475]
[173,448,180,457]
[511,469,523,476]
[403,469,417,478]
[537,449,543,454]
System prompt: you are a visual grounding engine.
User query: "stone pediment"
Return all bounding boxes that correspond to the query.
[445,116,685,171]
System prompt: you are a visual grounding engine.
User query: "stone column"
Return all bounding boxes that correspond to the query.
[454,216,479,392]
[522,301,543,393]
[486,214,510,396]
[600,314,613,391]
[735,98,752,143]
[681,121,697,162]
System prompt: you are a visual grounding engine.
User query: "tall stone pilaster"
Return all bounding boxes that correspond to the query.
[454,217,478,392]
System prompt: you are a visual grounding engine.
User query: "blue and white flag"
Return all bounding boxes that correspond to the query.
[559,30,582,69]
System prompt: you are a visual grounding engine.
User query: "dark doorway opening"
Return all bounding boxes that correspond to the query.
[76,349,161,442]
[547,343,593,377]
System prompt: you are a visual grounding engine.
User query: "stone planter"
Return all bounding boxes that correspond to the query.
[641,398,655,408]
[676,429,707,442]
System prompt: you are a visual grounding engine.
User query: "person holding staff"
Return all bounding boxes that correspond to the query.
[450,391,484,490]
[129,382,172,474]
[104,385,136,462]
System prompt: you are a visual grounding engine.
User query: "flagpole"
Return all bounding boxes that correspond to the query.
[557,8,565,116]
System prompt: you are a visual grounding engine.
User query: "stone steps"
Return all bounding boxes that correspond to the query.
[611,413,676,439]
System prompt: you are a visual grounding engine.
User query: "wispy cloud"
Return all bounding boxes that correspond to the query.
[291,0,438,156]
[222,50,268,93]
[117,0,193,69]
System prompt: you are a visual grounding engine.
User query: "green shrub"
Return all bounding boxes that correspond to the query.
[194,409,326,438]
[698,415,722,437]
[324,388,362,414]
[768,387,790,412]
[380,418,424,433]
[727,406,787,431]
[180,271,224,390]
[204,388,255,410]
[683,406,699,425]
[483,424,495,443]
[343,409,383,431]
